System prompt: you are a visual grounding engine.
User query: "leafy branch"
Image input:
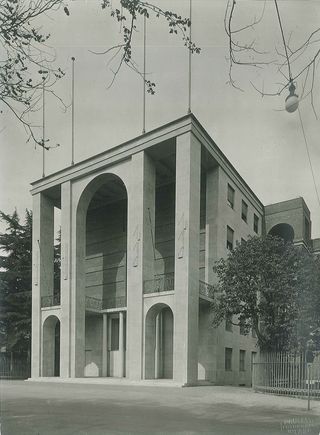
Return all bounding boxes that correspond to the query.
[98,0,201,94]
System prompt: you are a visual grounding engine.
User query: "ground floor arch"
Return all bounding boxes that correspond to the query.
[145,303,174,379]
[42,315,60,377]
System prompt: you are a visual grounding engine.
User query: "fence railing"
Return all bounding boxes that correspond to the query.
[0,352,31,379]
[143,274,215,300]
[41,294,61,308]
[199,280,214,299]
[85,296,127,310]
[144,273,175,294]
[252,352,320,398]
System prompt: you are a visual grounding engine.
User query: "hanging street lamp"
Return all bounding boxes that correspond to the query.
[285,80,299,113]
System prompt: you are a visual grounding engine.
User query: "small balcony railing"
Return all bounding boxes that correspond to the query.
[144,273,174,294]
[85,296,102,311]
[41,294,61,308]
[102,295,126,309]
[85,295,127,311]
[199,280,215,299]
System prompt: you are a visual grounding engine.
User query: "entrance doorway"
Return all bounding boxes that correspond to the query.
[145,304,173,379]
[42,315,60,377]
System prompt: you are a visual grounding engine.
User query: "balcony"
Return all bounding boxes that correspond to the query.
[199,280,215,300]
[41,294,61,308]
[85,295,127,311]
[85,296,102,311]
[143,273,174,294]
[143,274,215,300]
[102,295,126,309]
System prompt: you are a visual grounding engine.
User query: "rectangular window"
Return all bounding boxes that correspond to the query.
[241,200,248,222]
[227,184,235,209]
[254,214,259,234]
[252,327,257,338]
[111,318,119,351]
[239,350,246,372]
[305,217,310,241]
[225,347,233,371]
[241,238,246,244]
[225,314,233,332]
[227,226,234,250]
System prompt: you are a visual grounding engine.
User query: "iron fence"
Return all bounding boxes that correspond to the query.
[252,352,320,399]
[41,294,61,308]
[0,352,31,379]
[143,273,175,294]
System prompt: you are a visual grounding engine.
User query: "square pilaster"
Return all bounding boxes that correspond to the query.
[173,132,201,385]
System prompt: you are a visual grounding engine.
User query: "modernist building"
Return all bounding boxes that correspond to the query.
[30,114,319,386]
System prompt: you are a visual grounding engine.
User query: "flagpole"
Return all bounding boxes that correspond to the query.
[142,14,146,134]
[71,56,75,165]
[42,78,45,178]
[187,0,192,114]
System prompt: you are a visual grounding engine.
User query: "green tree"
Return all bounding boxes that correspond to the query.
[0,209,61,352]
[0,210,32,352]
[211,235,320,352]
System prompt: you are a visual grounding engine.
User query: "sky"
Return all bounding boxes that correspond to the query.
[1,0,320,238]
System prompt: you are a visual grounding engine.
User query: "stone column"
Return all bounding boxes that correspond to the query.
[60,181,72,377]
[173,132,201,385]
[31,192,54,378]
[70,190,86,378]
[102,313,108,377]
[127,151,155,380]
[119,311,124,378]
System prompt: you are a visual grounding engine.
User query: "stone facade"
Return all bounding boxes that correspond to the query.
[30,114,318,386]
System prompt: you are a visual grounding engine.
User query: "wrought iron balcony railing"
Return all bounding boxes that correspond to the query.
[102,295,126,309]
[85,296,126,311]
[143,273,175,294]
[199,280,215,299]
[41,294,61,308]
[85,296,102,311]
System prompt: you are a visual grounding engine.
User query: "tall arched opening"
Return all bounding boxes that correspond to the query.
[145,303,173,379]
[269,223,294,243]
[42,315,60,377]
[77,173,128,377]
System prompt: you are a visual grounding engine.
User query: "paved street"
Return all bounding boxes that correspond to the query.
[1,380,320,434]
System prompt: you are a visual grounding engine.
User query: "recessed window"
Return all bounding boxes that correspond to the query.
[225,314,233,332]
[241,238,246,244]
[225,347,233,371]
[239,350,246,372]
[254,214,259,234]
[227,226,234,250]
[241,200,248,222]
[227,184,235,209]
[252,328,257,338]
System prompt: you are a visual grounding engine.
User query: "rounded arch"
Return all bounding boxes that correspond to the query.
[77,172,128,217]
[75,172,129,377]
[145,303,174,380]
[268,223,295,243]
[42,315,60,377]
